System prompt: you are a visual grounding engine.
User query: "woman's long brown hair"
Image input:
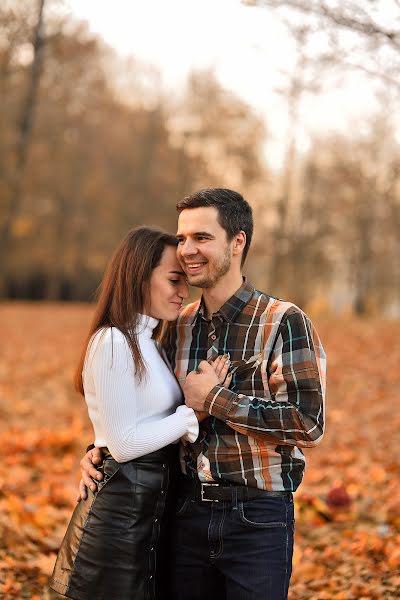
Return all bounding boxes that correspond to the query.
[74,227,178,395]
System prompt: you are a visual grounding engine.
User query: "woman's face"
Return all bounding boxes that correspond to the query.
[147,245,189,321]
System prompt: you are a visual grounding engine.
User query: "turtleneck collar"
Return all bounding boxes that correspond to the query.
[136,314,160,337]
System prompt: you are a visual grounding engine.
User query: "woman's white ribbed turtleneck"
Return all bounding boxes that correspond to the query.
[83,315,198,462]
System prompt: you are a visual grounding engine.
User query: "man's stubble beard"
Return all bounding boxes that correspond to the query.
[186,248,231,289]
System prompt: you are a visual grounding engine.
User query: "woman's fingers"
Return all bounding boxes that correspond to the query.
[218,357,230,381]
[211,355,224,378]
[223,372,233,389]
[211,354,232,385]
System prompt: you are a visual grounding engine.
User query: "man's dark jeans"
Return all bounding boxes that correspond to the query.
[170,491,295,600]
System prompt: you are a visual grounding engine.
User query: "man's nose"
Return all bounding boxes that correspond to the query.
[180,239,197,256]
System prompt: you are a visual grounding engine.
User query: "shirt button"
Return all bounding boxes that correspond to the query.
[155,518,158,523]
[161,490,165,495]
[211,334,216,340]
[150,575,153,580]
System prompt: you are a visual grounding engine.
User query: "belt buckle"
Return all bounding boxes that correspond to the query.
[200,482,219,502]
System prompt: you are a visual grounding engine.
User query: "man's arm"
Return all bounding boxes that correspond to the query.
[184,308,326,447]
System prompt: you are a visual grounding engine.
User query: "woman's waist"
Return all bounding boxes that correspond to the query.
[101,444,178,465]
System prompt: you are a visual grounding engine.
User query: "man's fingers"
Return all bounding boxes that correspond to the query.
[77,479,88,502]
[197,360,211,372]
[80,457,102,491]
[91,448,103,464]
[77,448,104,499]
[81,468,98,492]
[80,455,103,480]
[82,462,102,479]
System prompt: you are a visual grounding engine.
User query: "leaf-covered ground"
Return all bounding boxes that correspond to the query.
[0,303,399,599]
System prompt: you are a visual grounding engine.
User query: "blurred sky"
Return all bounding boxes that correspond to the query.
[65,0,382,168]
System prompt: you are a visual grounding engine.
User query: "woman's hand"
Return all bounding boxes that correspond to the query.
[184,355,232,419]
[210,354,233,388]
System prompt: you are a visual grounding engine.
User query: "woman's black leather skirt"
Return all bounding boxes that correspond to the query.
[49,445,178,600]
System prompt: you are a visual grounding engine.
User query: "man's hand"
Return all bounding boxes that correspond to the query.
[77,447,104,501]
[184,358,231,413]
[194,410,209,422]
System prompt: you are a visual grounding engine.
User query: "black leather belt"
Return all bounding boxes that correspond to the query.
[179,477,292,503]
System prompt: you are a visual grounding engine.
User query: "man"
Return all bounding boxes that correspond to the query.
[80,188,326,599]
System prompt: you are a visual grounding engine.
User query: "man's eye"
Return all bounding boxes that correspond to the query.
[177,239,184,244]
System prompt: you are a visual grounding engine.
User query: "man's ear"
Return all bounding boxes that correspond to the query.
[232,231,246,256]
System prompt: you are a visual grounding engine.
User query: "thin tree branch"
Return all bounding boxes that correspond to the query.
[245,0,400,50]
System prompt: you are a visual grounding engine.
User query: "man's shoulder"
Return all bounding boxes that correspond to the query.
[248,287,305,322]
[176,299,201,325]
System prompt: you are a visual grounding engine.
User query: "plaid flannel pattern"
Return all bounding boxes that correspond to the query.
[164,280,326,492]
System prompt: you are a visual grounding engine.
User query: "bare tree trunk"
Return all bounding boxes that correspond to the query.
[269,26,309,289]
[381,162,400,312]
[135,108,159,205]
[286,160,317,307]
[352,192,374,316]
[0,0,46,295]
[176,133,192,200]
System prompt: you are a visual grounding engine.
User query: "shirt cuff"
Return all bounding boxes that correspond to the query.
[204,386,238,420]
[176,405,199,443]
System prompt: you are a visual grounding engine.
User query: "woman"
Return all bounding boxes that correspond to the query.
[49,227,229,600]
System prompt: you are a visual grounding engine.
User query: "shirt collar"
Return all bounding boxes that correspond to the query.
[196,277,255,323]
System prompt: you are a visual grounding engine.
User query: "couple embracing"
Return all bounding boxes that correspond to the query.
[50,188,326,600]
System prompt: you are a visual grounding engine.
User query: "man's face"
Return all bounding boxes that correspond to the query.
[176,207,232,288]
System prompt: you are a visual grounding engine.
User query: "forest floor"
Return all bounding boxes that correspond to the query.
[0,303,399,599]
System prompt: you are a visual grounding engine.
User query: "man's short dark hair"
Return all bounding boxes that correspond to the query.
[176,188,253,265]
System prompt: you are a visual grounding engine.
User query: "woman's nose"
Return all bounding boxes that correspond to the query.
[178,282,190,299]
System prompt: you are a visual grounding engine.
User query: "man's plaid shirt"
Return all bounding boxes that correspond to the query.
[164,279,326,492]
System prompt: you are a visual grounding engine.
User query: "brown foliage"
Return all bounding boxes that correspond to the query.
[0,4,268,302]
[0,304,399,598]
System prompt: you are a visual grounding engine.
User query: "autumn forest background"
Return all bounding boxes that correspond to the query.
[1,1,400,598]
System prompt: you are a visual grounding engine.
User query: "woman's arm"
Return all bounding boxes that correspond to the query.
[90,333,198,463]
